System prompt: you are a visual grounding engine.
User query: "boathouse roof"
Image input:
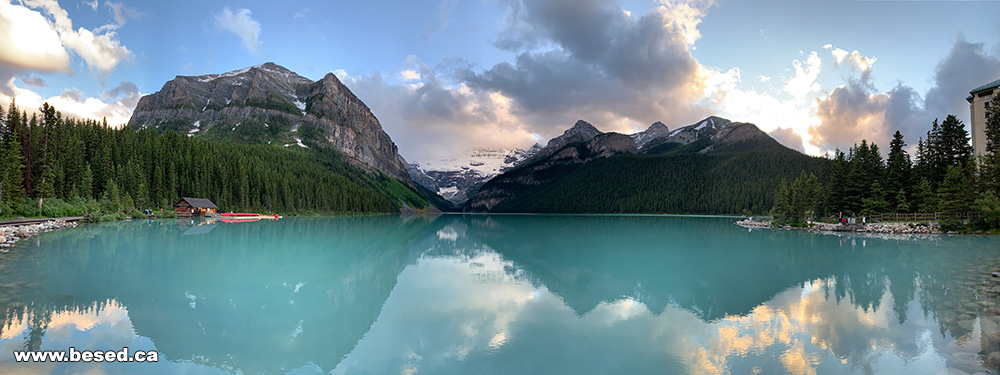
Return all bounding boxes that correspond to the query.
[176,197,218,209]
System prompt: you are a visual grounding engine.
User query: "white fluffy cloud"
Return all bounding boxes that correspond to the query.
[824,44,876,73]
[5,78,139,127]
[784,51,822,102]
[214,7,262,54]
[699,58,822,154]
[0,1,72,75]
[0,0,138,127]
[20,0,133,76]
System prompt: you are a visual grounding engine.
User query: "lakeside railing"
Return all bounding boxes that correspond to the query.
[867,213,975,222]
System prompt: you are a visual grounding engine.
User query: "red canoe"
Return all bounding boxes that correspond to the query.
[222,218,261,223]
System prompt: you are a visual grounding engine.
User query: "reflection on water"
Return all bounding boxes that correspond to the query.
[1,215,1000,374]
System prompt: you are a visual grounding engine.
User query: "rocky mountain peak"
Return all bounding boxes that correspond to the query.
[128,63,410,181]
[515,120,604,166]
[567,120,601,136]
[631,121,671,149]
[649,121,668,132]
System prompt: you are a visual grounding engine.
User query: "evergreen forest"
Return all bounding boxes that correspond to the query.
[0,101,435,220]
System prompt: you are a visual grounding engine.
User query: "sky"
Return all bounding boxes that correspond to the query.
[2,0,1000,163]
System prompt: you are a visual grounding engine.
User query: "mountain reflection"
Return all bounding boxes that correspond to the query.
[2,215,1000,374]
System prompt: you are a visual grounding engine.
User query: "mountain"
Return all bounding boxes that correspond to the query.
[629,121,670,149]
[520,120,603,165]
[406,146,541,204]
[465,116,826,214]
[128,62,409,181]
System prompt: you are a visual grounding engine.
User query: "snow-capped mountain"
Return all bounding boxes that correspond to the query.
[406,146,541,203]
[629,121,670,149]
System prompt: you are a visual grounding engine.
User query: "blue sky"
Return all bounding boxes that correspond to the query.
[2,0,1000,162]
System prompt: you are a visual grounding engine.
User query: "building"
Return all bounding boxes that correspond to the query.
[173,197,218,217]
[968,78,1000,156]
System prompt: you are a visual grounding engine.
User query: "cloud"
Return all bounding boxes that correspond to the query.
[329,1,994,163]
[784,51,822,102]
[422,0,456,40]
[810,78,889,152]
[400,70,421,81]
[106,1,141,27]
[293,8,308,20]
[809,77,927,153]
[923,36,1000,123]
[214,7,262,54]
[700,60,823,155]
[824,44,876,76]
[4,78,138,127]
[20,76,46,88]
[16,0,133,76]
[0,1,72,76]
[338,61,539,162]
[458,0,713,139]
[768,128,804,152]
[0,1,138,130]
[82,0,97,11]
[810,37,1000,154]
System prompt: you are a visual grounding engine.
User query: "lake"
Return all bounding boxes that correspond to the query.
[1,215,999,374]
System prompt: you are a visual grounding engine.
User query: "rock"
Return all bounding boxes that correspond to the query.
[952,351,983,373]
[128,62,411,181]
[958,319,976,331]
[992,272,999,278]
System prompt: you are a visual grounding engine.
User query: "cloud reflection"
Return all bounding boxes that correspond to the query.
[334,244,978,375]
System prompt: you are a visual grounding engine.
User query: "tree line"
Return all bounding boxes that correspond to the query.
[773,93,1000,231]
[0,101,423,220]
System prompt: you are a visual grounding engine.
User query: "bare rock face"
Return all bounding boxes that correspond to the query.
[587,133,637,158]
[129,62,410,181]
[518,120,603,166]
[711,121,768,145]
[630,121,670,149]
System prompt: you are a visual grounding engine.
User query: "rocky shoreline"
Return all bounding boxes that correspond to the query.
[0,220,79,252]
[735,218,942,235]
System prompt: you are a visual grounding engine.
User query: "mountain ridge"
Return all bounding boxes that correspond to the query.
[129,62,410,181]
[464,116,824,213]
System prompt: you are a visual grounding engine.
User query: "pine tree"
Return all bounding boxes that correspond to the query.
[915,177,936,213]
[81,163,94,199]
[936,115,973,170]
[975,190,1000,229]
[827,149,849,213]
[103,179,121,212]
[986,93,1000,155]
[894,189,910,213]
[885,130,912,208]
[938,165,974,228]
[982,94,1000,192]
[862,180,891,215]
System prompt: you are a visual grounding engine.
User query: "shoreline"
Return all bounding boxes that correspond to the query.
[735,218,943,235]
[0,220,79,251]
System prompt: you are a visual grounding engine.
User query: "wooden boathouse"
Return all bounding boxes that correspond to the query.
[173,197,218,217]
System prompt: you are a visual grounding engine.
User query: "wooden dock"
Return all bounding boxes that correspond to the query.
[0,216,86,227]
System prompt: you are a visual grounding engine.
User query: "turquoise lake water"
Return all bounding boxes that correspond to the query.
[2,215,1000,374]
